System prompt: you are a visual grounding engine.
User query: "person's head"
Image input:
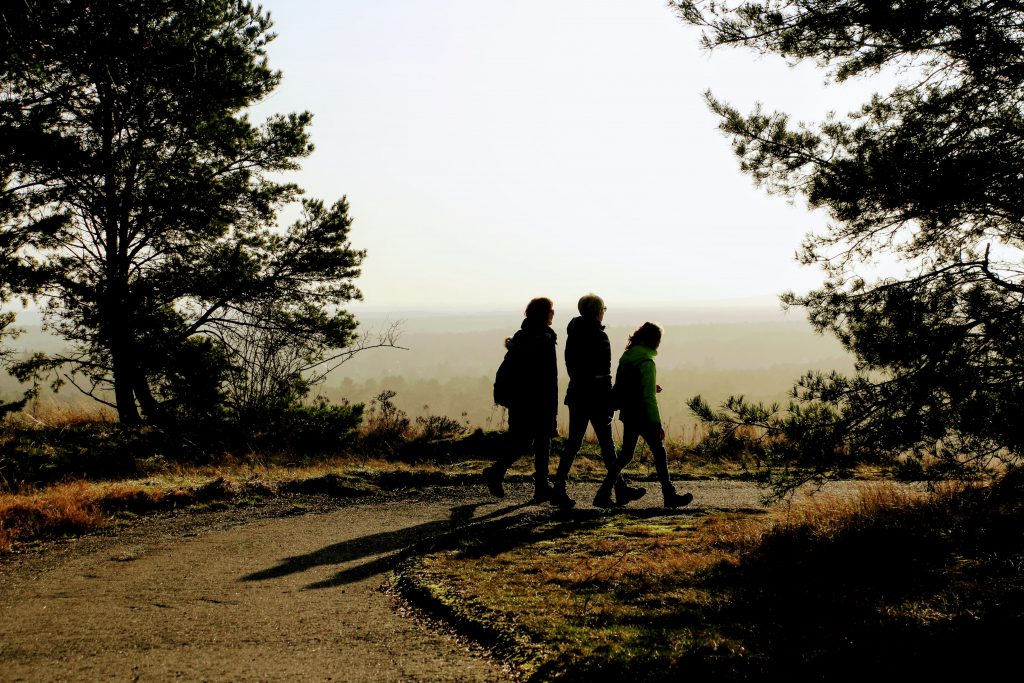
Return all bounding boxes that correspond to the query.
[524,296,555,325]
[627,321,663,350]
[577,293,606,321]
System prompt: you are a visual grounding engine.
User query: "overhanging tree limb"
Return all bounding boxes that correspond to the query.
[674,0,1024,494]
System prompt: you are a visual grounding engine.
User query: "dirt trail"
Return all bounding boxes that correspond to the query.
[0,480,784,682]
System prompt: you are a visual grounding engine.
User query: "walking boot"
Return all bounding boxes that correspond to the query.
[615,477,647,506]
[663,489,694,508]
[592,481,619,509]
[482,465,505,498]
[549,479,576,510]
[531,474,555,503]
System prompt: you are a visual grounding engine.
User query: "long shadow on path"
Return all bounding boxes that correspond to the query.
[241,498,533,589]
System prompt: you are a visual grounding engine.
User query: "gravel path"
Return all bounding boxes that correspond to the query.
[0,479,860,682]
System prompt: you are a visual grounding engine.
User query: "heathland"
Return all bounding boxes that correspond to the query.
[2,305,853,440]
[0,302,1018,680]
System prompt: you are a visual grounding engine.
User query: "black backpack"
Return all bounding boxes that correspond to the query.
[493,336,520,408]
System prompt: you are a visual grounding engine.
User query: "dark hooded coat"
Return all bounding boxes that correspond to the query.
[506,318,558,435]
[563,315,612,409]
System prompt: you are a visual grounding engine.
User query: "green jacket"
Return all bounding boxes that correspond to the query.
[613,344,661,427]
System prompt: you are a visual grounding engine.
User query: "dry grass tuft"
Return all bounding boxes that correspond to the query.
[0,482,105,551]
[0,458,475,551]
[780,482,930,526]
[7,403,117,429]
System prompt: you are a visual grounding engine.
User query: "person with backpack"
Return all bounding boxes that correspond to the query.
[594,321,693,509]
[550,293,646,509]
[485,296,559,502]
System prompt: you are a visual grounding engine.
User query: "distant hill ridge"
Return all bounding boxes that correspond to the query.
[1,306,853,437]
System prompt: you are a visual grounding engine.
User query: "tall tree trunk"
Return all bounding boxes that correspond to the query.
[134,375,161,420]
[111,333,142,425]
[106,286,141,424]
[99,78,141,425]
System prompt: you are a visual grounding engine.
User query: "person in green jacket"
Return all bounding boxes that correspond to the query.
[594,322,693,508]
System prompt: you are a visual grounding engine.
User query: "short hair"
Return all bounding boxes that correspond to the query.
[626,321,664,350]
[524,296,554,323]
[577,293,605,319]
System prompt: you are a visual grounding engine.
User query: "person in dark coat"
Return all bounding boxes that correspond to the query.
[551,293,646,509]
[594,322,693,508]
[484,296,559,502]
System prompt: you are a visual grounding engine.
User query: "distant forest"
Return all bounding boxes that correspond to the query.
[2,312,852,440]
[324,313,854,440]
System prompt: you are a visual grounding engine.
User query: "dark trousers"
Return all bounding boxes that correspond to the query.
[602,421,674,495]
[492,409,551,482]
[556,402,616,482]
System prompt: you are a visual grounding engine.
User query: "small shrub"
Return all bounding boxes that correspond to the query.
[276,399,363,454]
[688,425,768,462]
[360,390,412,456]
[0,421,155,488]
[892,453,927,481]
[416,411,469,441]
[186,397,366,457]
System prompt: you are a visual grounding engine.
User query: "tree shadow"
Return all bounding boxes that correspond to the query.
[240,498,533,588]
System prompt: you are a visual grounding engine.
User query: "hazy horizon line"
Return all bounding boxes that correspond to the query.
[5,295,805,331]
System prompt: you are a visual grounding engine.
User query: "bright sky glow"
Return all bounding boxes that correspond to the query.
[253,0,891,311]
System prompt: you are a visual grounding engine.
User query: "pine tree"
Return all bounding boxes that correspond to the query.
[674,1,1024,491]
[1,1,365,423]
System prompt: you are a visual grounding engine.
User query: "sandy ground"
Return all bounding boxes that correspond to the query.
[0,479,826,682]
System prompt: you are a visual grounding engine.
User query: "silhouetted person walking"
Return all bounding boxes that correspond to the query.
[484,297,558,502]
[594,322,693,509]
[552,294,646,509]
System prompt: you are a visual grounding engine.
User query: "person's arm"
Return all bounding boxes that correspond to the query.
[639,359,662,428]
[598,330,612,377]
[564,333,578,379]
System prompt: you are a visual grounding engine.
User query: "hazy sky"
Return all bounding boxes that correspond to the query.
[253,0,889,313]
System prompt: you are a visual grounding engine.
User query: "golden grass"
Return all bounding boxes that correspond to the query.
[410,512,757,678]
[0,457,501,552]
[0,481,105,552]
[7,403,117,429]
[0,464,323,552]
[780,481,928,521]
[401,482,992,679]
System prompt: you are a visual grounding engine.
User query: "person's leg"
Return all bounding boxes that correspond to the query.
[590,406,617,473]
[594,423,640,507]
[484,410,526,497]
[532,431,553,501]
[555,404,587,484]
[640,425,692,508]
[592,407,646,504]
[643,424,672,494]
